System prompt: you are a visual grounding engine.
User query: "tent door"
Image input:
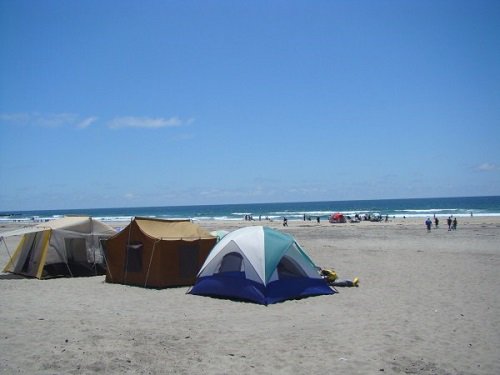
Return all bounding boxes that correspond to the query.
[125,241,143,272]
[219,252,243,273]
[277,256,308,279]
[20,233,41,274]
[179,243,200,279]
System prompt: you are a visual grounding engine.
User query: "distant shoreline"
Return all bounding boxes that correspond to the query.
[1,196,499,224]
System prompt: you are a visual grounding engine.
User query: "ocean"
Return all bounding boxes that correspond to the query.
[1,196,500,223]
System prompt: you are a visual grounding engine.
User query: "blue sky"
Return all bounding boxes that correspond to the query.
[1,0,499,211]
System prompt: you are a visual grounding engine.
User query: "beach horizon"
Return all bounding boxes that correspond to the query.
[2,196,500,225]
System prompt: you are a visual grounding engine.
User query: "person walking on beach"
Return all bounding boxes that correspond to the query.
[447,216,452,231]
[283,217,288,227]
[434,217,439,229]
[425,217,432,232]
[452,217,457,230]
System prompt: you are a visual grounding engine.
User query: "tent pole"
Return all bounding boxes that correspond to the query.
[36,230,53,279]
[102,244,113,281]
[1,236,13,266]
[123,220,133,283]
[144,239,160,287]
[2,235,26,273]
[89,217,97,275]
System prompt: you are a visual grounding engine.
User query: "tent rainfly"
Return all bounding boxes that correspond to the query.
[104,217,217,288]
[189,226,335,304]
[1,216,117,279]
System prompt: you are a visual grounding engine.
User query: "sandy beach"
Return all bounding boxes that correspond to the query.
[1,216,499,374]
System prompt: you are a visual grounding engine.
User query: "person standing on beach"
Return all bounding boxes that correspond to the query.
[425,218,432,232]
[447,216,452,231]
[452,217,457,230]
[434,217,439,229]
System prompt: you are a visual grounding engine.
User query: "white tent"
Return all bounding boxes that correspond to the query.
[1,217,116,279]
[190,226,334,304]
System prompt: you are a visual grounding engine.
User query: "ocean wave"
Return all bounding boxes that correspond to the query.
[395,209,459,213]
[93,216,133,222]
[390,213,500,218]
[271,210,333,216]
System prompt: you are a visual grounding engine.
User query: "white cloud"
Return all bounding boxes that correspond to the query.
[108,116,184,129]
[0,112,97,129]
[1,112,191,131]
[0,113,31,123]
[35,113,78,127]
[477,163,498,171]
[76,116,98,129]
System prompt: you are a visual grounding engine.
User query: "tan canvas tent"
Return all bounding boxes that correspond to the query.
[105,217,217,288]
[1,216,116,279]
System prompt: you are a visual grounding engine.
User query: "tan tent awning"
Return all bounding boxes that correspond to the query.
[135,218,215,239]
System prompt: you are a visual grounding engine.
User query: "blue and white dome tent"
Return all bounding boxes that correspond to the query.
[189,226,335,305]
